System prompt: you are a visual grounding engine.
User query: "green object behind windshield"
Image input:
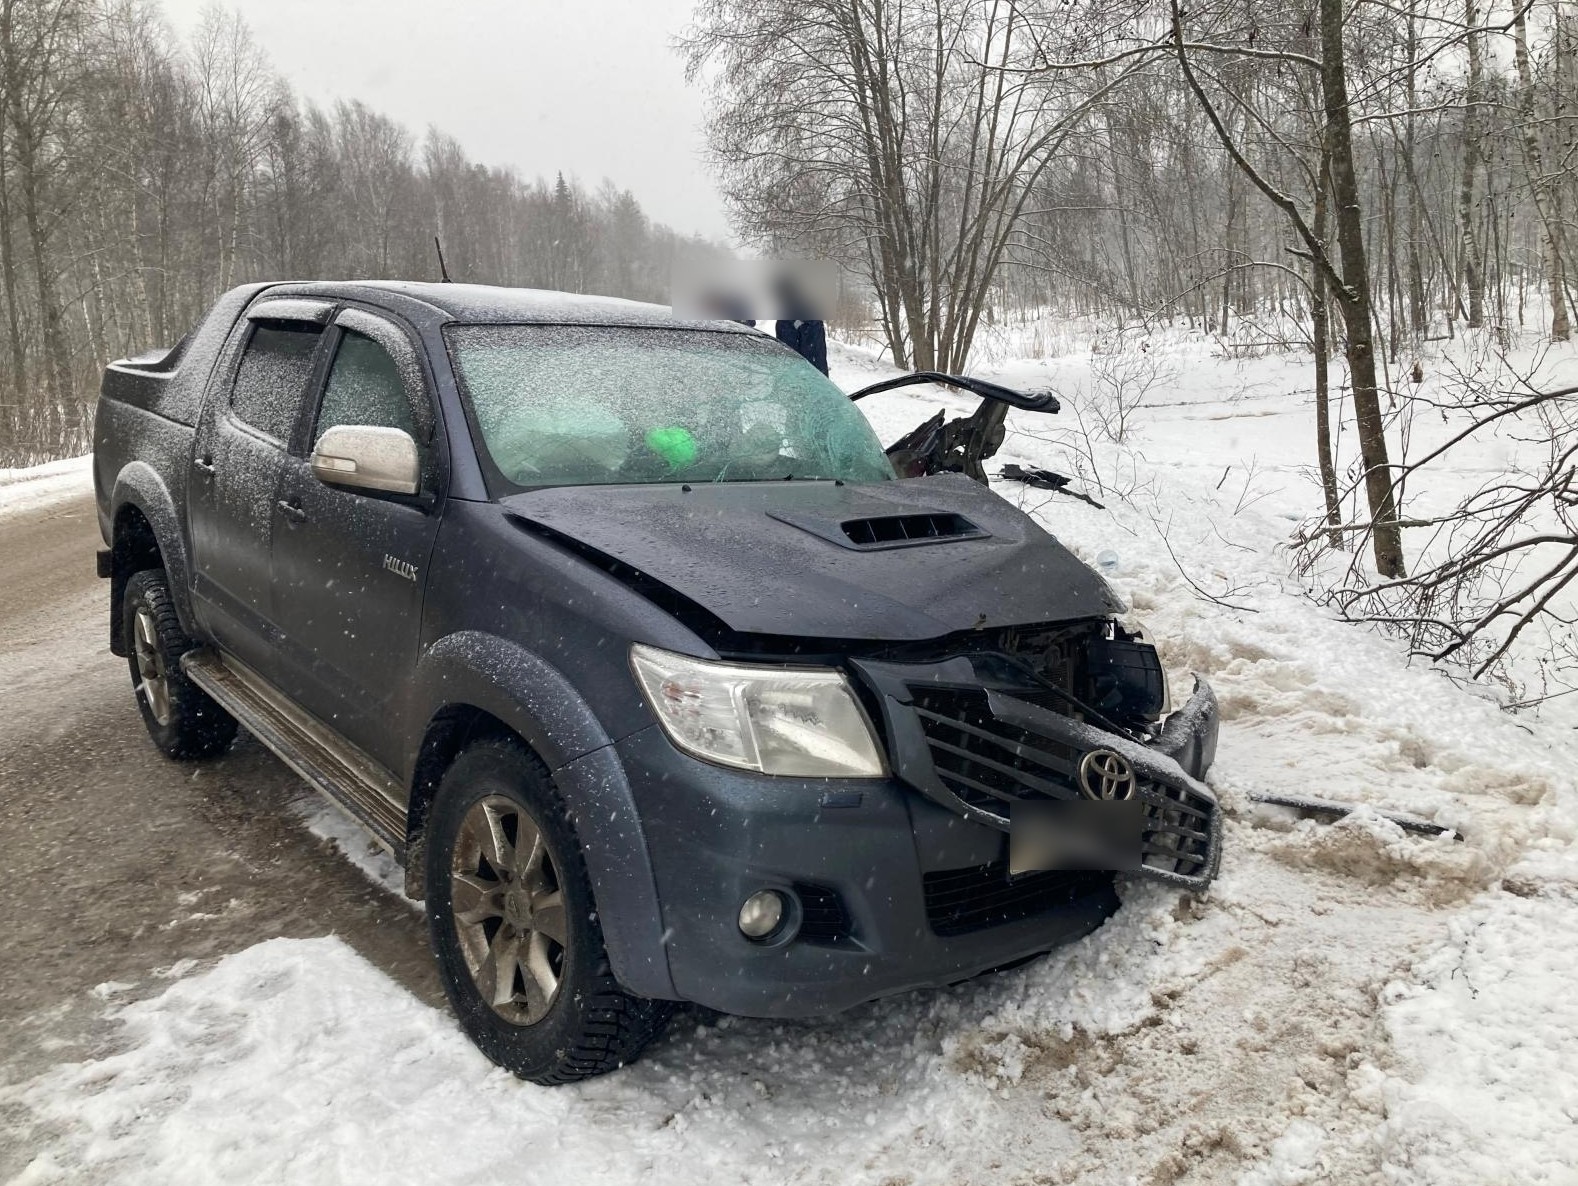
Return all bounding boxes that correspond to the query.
[644,425,698,469]
[447,324,895,488]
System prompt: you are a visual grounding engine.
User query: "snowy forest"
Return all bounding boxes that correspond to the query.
[690,0,1578,363]
[0,0,717,466]
[5,0,1576,461]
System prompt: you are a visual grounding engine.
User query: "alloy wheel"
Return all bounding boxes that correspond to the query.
[132,605,173,726]
[450,795,568,1025]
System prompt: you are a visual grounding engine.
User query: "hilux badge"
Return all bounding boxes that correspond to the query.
[383,554,418,581]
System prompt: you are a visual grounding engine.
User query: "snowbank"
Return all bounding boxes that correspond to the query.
[0,454,92,521]
[4,918,1181,1186]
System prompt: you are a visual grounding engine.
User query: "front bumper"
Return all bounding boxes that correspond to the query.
[616,668,1220,1018]
[856,657,1222,889]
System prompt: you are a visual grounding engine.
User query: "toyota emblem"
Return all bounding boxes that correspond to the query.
[1077,749,1137,801]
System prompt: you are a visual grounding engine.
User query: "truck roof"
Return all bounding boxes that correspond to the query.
[265,281,757,334]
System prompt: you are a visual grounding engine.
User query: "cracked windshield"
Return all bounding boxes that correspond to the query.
[449,325,894,486]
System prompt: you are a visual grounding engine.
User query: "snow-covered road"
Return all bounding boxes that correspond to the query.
[3,336,1576,1185]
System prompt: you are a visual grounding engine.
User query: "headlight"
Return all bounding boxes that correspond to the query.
[630,644,886,778]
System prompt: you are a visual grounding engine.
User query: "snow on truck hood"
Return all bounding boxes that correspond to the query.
[500,472,1124,640]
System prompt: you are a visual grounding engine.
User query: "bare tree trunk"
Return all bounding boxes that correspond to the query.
[1404,9,1427,337]
[841,5,930,369]
[0,88,27,389]
[1379,149,1404,356]
[1312,154,1344,544]
[1459,0,1485,328]
[1220,159,1236,335]
[20,169,73,413]
[1105,111,1142,316]
[1319,0,1405,577]
[2,7,75,421]
[1549,2,1576,333]
[1399,144,1462,329]
[1513,6,1571,342]
[1407,194,1426,337]
[1183,122,1205,326]
[1491,183,1509,328]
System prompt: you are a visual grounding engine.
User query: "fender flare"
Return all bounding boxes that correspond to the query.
[109,462,198,645]
[411,631,676,999]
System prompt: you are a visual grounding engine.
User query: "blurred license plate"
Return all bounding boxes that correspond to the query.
[1009,799,1145,875]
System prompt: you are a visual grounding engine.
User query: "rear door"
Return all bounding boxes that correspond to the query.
[270,307,445,767]
[188,299,334,675]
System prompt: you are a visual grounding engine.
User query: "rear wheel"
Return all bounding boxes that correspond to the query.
[425,738,672,1084]
[123,568,237,760]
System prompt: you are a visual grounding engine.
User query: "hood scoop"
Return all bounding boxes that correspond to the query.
[769,508,989,551]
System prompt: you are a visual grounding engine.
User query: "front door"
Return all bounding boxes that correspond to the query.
[270,309,444,768]
[188,304,332,675]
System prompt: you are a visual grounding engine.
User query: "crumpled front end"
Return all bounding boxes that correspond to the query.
[851,632,1222,891]
[623,618,1222,1018]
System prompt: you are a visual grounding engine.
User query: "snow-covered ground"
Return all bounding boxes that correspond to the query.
[4,330,1576,1185]
[0,455,91,522]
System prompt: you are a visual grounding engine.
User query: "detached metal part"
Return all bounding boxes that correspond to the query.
[849,371,1059,483]
[1248,792,1462,840]
[847,371,1061,413]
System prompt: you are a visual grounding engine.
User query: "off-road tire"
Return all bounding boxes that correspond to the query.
[425,737,672,1084]
[123,568,238,760]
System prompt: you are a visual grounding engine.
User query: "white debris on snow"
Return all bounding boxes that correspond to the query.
[7,333,1578,1184]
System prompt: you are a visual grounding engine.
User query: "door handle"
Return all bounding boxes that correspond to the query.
[277,499,307,524]
[193,455,216,475]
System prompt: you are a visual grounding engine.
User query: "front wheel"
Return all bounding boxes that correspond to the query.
[123,568,237,760]
[424,738,672,1084]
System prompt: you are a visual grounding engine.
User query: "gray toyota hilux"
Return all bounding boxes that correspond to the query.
[92,282,1220,1084]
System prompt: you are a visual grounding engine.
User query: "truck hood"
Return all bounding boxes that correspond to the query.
[500,473,1124,641]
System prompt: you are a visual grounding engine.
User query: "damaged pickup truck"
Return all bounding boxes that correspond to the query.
[92,282,1220,1084]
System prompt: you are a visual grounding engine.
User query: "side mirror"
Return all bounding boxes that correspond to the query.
[310,425,420,495]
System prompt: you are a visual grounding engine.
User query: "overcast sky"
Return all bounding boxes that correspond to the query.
[158,0,731,241]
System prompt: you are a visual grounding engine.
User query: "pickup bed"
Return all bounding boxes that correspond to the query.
[93,281,1221,1083]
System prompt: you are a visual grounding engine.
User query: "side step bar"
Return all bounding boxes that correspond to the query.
[182,649,408,855]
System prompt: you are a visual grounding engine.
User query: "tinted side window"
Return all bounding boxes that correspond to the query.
[231,323,324,441]
[315,330,417,442]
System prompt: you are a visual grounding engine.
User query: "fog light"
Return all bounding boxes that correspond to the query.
[738,890,785,940]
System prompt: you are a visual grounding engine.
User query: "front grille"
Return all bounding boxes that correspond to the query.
[923,861,1111,936]
[909,686,1215,880]
[794,882,854,946]
[910,686,1084,812]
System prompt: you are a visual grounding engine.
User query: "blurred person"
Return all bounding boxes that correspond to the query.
[773,272,828,375]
